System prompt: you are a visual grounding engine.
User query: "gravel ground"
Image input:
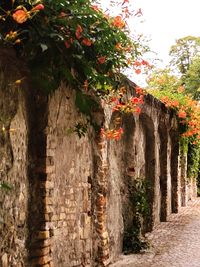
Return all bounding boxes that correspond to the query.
[109,198,200,267]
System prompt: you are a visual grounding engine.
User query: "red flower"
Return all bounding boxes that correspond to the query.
[131,97,140,104]
[32,4,44,11]
[75,24,83,39]
[82,38,92,46]
[131,96,143,104]
[135,86,143,95]
[141,59,150,67]
[97,56,106,64]
[135,106,141,114]
[65,41,70,48]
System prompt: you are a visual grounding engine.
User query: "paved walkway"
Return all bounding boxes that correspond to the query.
[110,198,200,267]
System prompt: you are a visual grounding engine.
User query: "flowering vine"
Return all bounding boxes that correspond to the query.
[0,0,151,139]
[150,86,200,147]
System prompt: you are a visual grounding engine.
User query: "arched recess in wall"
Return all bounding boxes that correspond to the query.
[121,114,138,254]
[170,129,179,213]
[158,120,168,222]
[139,113,155,232]
[106,111,136,259]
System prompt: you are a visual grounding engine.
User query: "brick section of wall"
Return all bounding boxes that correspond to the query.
[92,135,110,267]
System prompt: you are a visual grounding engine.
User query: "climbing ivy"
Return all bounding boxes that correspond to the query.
[187,140,200,182]
[123,177,150,254]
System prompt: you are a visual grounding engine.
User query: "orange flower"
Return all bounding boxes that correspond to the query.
[177,86,184,93]
[82,38,92,46]
[127,58,131,65]
[112,16,125,28]
[115,43,122,50]
[133,60,141,67]
[12,9,29,24]
[135,69,141,75]
[97,56,106,64]
[178,110,187,119]
[101,127,124,141]
[75,24,83,39]
[171,100,179,107]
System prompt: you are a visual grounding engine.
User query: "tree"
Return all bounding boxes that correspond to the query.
[169,36,200,75]
[146,68,181,93]
[183,57,200,100]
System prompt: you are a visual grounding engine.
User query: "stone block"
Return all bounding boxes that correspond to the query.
[45,181,54,189]
[60,213,66,220]
[19,212,26,221]
[30,255,51,265]
[45,205,54,213]
[35,230,50,240]
[100,231,108,240]
[30,246,50,257]
[44,213,50,221]
[1,253,8,267]
[34,239,51,248]
[49,261,55,267]
[43,197,53,205]
[46,149,55,157]
[46,166,55,174]
[51,228,61,236]
[51,214,59,221]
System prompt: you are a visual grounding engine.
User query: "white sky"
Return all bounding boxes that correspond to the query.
[133,0,200,67]
[100,0,200,85]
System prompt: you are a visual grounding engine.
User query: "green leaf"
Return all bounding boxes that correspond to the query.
[75,91,98,116]
[0,182,12,190]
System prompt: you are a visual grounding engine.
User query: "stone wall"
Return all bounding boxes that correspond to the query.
[0,49,29,267]
[0,50,197,267]
[46,85,93,266]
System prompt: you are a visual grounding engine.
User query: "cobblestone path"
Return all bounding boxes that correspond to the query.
[109,198,200,267]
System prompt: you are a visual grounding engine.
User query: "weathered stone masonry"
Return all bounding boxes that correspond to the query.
[0,51,197,267]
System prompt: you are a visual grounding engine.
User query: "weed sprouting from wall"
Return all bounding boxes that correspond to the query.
[123,177,150,254]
